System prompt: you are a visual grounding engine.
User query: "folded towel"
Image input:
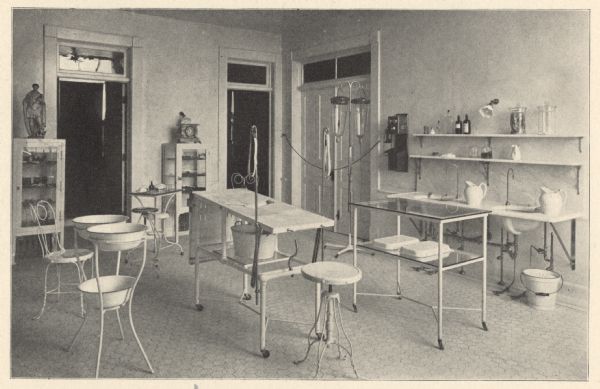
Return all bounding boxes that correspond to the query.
[373,235,419,251]
[400,241,452,259]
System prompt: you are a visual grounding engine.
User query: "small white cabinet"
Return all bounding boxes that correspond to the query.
[161,143,208,236]
[12,138,66,263]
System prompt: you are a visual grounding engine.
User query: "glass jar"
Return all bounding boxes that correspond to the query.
[469,146,479,158]
[510,104,527,134]
[537,102,556,135]
[481,146,493,159]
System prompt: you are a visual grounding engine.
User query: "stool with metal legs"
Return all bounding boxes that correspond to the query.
[67,223,154,378]
[294,261,362,379]
[148,192,184,255]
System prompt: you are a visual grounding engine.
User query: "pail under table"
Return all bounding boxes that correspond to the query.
[521,269,563,310]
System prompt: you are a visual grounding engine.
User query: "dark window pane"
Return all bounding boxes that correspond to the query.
[303,59,335,83]
[337,52,371,78]
[228,63,267,84]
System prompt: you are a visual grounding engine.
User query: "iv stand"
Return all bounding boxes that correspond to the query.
[324,80,373,258]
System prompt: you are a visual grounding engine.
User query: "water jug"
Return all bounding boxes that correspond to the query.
[539,186,567,217]
[464,181,488,207]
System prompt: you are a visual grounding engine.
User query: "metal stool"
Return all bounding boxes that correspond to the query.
[132,207,159,252]
[295,261,362,379]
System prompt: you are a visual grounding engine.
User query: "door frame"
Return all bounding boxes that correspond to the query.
[290,31,381,210]
[43,25,143,216]
[57,78,127,215]
[218,47,282,200]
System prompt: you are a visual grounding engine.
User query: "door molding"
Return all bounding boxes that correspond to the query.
[218,47,282,200]
[44,25,143,214]
[290,31,381,211]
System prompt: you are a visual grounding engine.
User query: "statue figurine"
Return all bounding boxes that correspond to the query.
[22,83,46,138]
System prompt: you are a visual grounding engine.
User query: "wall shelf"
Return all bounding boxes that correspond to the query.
[413,133,584,152]
[409,155,582,194]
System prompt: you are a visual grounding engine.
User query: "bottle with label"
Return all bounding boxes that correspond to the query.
[444,109,453,134]
[462,114,471,134]
[455,115,462,134]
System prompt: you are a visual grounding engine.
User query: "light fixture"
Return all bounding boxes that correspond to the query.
[478,98,500,118]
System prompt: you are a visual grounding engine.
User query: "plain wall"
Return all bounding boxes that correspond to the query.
[12,9,282,194]
[282,10,589,308]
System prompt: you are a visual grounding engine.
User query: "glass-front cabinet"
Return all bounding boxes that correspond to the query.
[12,139,65,263]
[161,143,207,235]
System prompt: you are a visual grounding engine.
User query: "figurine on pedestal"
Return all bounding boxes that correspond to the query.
[22,84,47,138]
[177,112,201,143]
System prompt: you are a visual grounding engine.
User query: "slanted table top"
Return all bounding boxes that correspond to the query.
[192,188,334,234]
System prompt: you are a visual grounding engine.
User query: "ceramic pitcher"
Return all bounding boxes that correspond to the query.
[539,186,567,217]
[511,145,521,161]
[464,181,488,207]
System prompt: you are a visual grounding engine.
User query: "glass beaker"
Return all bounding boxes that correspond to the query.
[510,104,527,134]
[537,102,556,135]
[469,146,479,158]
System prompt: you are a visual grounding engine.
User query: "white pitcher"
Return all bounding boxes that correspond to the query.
[539,186,567,217]
[464,181,488,207]
[511,145,521,161]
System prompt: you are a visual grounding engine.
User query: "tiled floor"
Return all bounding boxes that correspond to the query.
[11,231,588,380]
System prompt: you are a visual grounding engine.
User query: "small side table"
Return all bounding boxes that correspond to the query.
[295,261,362,379]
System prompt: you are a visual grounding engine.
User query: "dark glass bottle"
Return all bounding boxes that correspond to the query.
[462,114,471,134]
[455,115,462,134]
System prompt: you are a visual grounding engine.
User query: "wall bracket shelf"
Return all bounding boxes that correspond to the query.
[414,133,584,153]
[410,155,582,194]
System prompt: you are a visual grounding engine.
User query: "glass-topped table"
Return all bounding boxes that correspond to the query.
[350,198,491,350]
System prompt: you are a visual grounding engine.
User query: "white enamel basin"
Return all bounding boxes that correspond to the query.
[73,214,129,240]
[87,223,146,251]
[493,205,541,235]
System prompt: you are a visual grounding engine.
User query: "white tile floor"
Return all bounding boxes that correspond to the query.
[10,231,588,380]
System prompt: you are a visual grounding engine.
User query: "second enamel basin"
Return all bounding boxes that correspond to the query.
[493,205,541,235]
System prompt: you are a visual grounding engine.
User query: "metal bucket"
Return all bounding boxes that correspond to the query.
[520,269,563,310]
[231,224,276,260]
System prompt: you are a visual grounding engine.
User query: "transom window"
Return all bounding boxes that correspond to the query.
[303,51,370,84]
[58,45,125,75]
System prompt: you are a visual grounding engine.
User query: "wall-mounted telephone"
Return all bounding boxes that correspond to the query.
[384,114,408,143]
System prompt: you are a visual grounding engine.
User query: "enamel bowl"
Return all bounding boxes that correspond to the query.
[73,214,129,240]
[87,223,146,251]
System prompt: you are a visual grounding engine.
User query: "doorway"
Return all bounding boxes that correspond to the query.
[58,80,126,218]
[227,89,270,196]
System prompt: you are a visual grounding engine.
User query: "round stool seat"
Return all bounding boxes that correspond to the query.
[132,207,158,215]
[301,261,362,286]
[153,212,170,220]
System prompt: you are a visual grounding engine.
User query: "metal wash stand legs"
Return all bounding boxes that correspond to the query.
[67,224,153,378]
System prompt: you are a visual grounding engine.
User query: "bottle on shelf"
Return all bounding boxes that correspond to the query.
[455,115,462,134]
[462,114,471,134]
[444,109,453,134]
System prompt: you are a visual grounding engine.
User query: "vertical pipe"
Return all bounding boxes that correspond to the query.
[437,221,444,349]
[571,219,576,270]
[482,215,488,326]
[397,214,401,295]
[260,280,267,352]
[221,208,227,259]
[353,206,358,309]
